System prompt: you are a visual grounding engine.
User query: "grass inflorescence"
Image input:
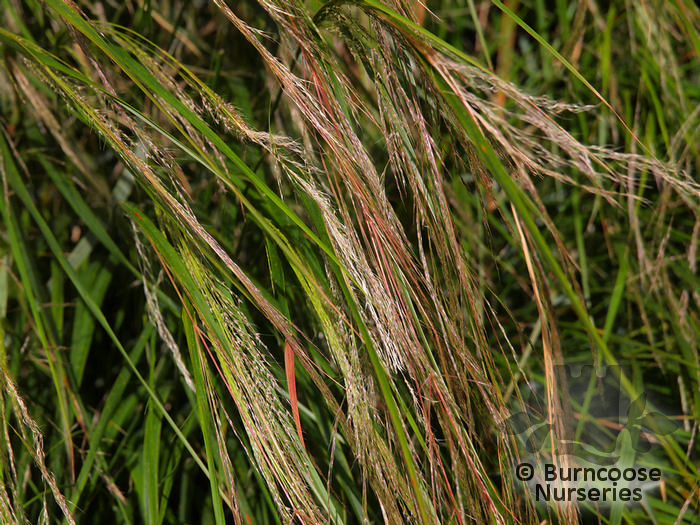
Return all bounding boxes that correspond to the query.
[1,0,699,524]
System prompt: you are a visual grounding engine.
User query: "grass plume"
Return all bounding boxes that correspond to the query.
[1,0,699,524]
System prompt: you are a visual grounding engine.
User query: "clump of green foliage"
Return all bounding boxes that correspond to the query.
[1,0,699,524]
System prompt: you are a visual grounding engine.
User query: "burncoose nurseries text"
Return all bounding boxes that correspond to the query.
[516,463,661,503]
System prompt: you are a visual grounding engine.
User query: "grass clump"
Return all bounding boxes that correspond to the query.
[1,0,699,524]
